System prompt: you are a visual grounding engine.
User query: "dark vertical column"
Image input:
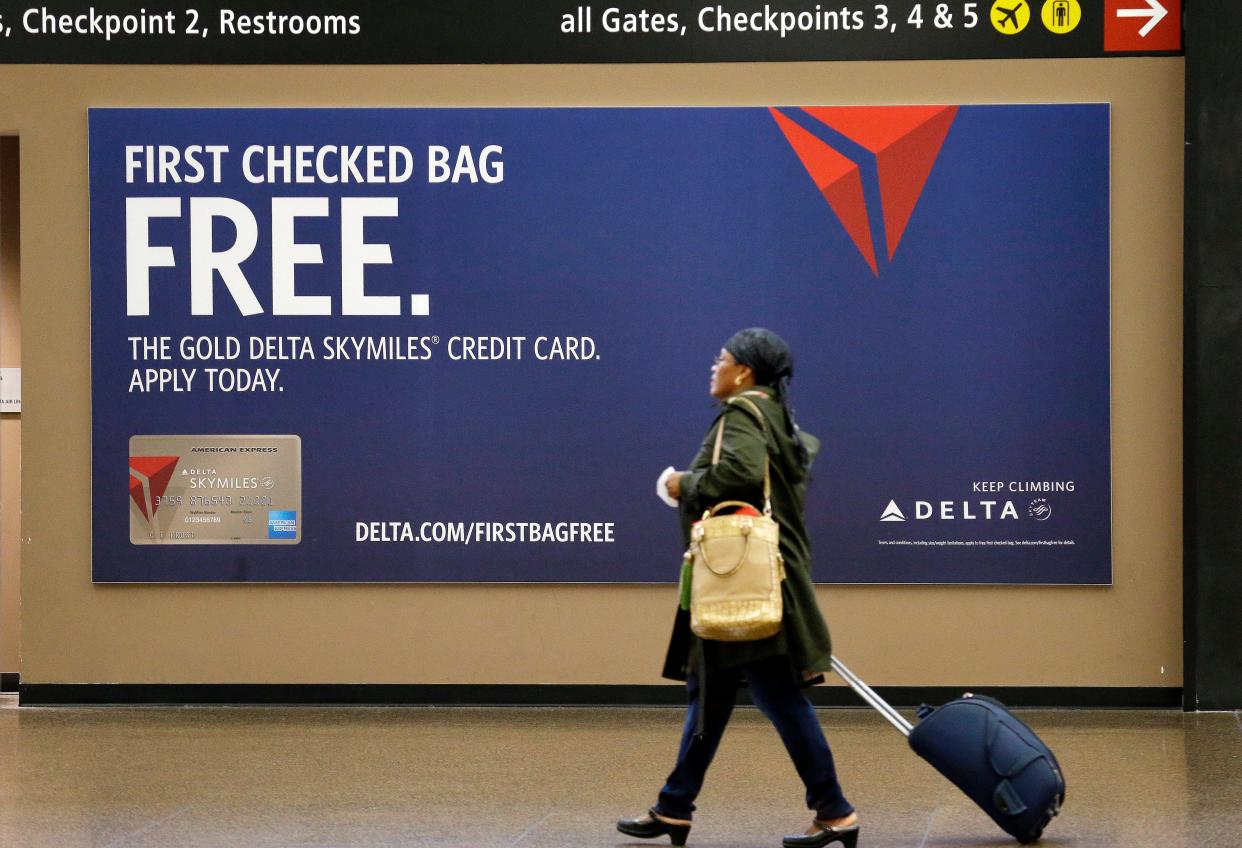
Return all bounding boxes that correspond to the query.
[1185,0,1242,711]
[0,137,21,692]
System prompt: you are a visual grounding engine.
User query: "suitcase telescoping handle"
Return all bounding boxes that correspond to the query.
[830,656,915,737]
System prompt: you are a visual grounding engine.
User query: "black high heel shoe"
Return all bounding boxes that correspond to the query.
[781,819,860,848]
[617,807,692,846]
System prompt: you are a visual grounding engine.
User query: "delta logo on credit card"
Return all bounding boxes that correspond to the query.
[769,105,958,276]
[128,454,180,521]
[128,435,302,545]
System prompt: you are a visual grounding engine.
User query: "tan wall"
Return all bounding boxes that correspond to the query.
[2,61,1183,687]
[0,137,19,675]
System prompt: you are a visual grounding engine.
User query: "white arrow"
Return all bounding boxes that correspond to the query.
[1116,0,1168,38]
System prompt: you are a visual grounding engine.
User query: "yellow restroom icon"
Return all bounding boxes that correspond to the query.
[1041,0,1082,34]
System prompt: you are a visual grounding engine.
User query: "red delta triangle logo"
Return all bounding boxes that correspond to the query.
[769,105,958,276]
[129,455,179,521]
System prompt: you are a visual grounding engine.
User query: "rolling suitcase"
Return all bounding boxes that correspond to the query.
[831,656,1065,844]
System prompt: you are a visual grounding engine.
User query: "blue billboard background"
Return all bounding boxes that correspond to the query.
[90,106,1111,583]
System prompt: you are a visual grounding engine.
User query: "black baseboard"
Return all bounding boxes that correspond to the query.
[0,672,18,693]
[17,683,1183,709]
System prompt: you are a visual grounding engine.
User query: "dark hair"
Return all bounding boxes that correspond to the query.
[724,327,810,470]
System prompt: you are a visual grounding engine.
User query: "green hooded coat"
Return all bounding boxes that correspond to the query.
[661,386,833,682]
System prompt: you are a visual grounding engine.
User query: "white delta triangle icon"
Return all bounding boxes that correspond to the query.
[880,500,906,522]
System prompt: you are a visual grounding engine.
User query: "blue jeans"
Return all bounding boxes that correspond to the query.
[655,655,854,821]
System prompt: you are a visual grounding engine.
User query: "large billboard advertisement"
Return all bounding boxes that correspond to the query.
[90,105,1111,583]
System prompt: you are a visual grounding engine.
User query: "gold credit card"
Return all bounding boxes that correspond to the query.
[129,435,302,545]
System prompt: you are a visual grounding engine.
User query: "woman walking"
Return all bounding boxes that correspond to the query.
[617,328,858,848]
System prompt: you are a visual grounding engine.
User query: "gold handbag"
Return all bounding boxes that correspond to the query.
[687,396,785,642]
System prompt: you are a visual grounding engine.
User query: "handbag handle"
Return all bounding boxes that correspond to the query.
[696,502,769,575]
[699,532,754,577]
[703,500,761,518]
[710,396,772,516]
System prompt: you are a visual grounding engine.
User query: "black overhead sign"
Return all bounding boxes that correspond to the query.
[0,1,1183,63]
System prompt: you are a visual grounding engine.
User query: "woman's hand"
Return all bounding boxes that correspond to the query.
[666,472,684,500]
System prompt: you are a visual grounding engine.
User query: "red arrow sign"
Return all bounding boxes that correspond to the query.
[1104,0,1181,52]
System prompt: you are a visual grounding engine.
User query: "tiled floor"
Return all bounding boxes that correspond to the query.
[1,693,1239,847]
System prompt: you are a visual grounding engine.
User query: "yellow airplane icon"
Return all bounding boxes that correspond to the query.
[991,0,1031,34]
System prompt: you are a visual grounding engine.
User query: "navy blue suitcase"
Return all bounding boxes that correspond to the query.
[831,658,1065,844]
